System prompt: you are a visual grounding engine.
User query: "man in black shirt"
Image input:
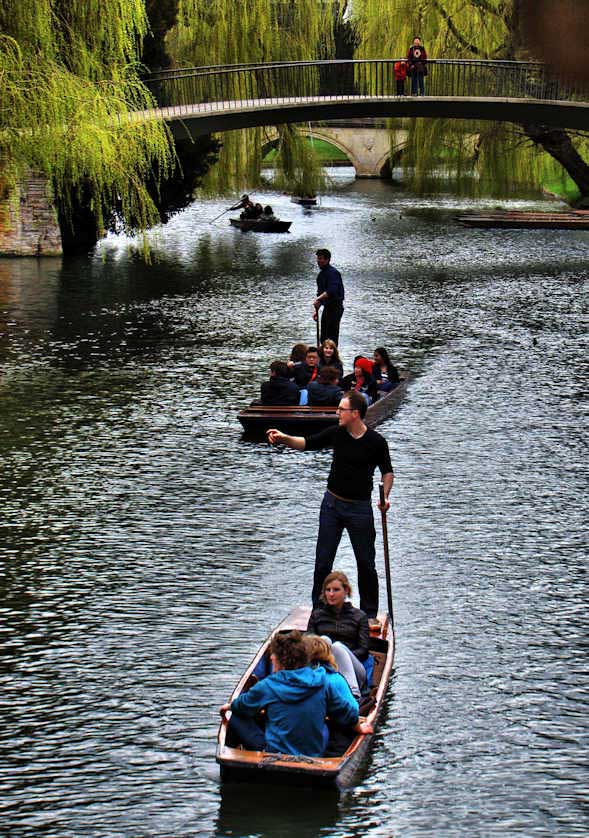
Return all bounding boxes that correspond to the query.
[267,391,393,618]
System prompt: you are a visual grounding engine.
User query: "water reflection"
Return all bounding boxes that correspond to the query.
[215,784,340,838]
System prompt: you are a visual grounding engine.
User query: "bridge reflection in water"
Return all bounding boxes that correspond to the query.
[141,59,589,136]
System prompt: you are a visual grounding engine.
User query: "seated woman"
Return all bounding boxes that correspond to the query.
[304,634,358,707]
[307,571,370,700]
[307,366,343,407]
[372,347,400,393]
[319,339,344,378]
[220,630,369,756]
[341,357,377,404]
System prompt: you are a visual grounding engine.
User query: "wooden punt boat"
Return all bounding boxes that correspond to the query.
[291,196,318,207]
[216,604,395,788]
[238,374,409,437]
[455,210,589,230]
[230,218,292,233]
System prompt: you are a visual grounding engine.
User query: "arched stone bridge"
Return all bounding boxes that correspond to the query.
[142,59,589,139]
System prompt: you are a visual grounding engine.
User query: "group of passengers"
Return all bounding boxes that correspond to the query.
[220,571,374,757]
[229,193,277,221]
[260,340,400,408]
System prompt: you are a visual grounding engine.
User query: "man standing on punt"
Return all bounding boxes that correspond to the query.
[313,248,345,345]
[267,390,393,621]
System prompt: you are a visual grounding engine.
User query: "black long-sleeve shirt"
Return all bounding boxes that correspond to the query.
[304,425,393,500]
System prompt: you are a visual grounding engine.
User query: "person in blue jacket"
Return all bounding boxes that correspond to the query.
[220,630,372,756]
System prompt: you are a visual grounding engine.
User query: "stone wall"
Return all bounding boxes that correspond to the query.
[0,177,62,256]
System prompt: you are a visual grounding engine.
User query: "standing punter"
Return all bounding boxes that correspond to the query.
[313,249,345,345]
[267,390,393,620]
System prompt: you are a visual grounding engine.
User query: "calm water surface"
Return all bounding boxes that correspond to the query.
[0,176,588,837]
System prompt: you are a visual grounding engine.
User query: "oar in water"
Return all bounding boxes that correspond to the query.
[379,483,395,628]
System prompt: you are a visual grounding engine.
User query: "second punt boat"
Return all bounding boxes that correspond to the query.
[237,374,409,437]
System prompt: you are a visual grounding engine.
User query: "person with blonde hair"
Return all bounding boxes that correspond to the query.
[307,571,370,699]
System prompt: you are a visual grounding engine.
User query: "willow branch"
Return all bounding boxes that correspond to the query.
[431,0,481,56]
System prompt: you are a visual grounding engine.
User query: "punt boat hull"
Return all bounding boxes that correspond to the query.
[456,210,589,230]
[238,375,408,437]
[216,605,395,788]
[230,218,292,233]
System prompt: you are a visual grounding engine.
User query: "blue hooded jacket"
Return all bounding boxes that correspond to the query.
[231,665,358,756]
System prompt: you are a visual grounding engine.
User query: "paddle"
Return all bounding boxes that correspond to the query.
[379,483,395,628]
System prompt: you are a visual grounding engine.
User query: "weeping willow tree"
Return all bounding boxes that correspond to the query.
[353,0,589,203]
[0,0,174,241]
[166,0,345,195]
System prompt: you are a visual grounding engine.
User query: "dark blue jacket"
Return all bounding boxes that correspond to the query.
[260,376,300,405]
[307,381,343,406]
[231,665,358,756]
[317,264,345,307]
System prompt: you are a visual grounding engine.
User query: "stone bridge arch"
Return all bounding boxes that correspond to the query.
[264,124,408,178]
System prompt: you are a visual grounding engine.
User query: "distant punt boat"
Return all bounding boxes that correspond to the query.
[238,375,409,437]
[216,604,395,788]
[456,210,589,230]
[291,196,318,207]
[230,218,292,233]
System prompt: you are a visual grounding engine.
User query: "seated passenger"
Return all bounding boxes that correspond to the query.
[304,634,358,708]
[220,630,371,756]
[263,205,278,222]
[286,342,309,376]
[307,571,370,700]
[372,347,400,393]
[307,366,343,407]
[319,339,344,378]
[341,357,377,404]
[293,346,321,389]
[261,360,300,406]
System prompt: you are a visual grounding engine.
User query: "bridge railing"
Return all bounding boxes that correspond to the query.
[144,59,588,114]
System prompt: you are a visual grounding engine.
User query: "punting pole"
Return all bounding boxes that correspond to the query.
[379,482,395,628]
[315,312,320,347]
[209,207,232,223]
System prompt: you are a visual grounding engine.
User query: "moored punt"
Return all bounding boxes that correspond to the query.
[291,195,318,207]
[455,210,589,230]
[238,374,409,437]
[229,218,292,233]
[216,605,395,788]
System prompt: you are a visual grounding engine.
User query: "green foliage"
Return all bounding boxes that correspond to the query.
[352,0,589,199]
[166,0,338,195]
[0,0,173,237]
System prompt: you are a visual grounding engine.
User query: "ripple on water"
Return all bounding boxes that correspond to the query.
[0,182,588,837]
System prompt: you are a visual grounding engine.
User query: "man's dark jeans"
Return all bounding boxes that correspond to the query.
[312,491,379,617]
[320,303,344,345]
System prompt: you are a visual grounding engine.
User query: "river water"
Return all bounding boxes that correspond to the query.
[0,174,588,838]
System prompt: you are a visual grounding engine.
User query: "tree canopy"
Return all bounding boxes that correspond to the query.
[0,0,173,235]
[352,0,589,201]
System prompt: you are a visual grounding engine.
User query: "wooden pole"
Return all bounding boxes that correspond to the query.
[379,483,394,627]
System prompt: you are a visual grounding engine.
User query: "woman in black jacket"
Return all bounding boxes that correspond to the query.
[372,346,400,393]
[307,571,369,698]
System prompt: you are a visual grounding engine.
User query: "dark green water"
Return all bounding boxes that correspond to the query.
[1,177,588,837]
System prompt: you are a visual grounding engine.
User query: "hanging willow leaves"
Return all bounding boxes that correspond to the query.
[0,0,173,237]
[166,0,340,195]
[352,0,589,201]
